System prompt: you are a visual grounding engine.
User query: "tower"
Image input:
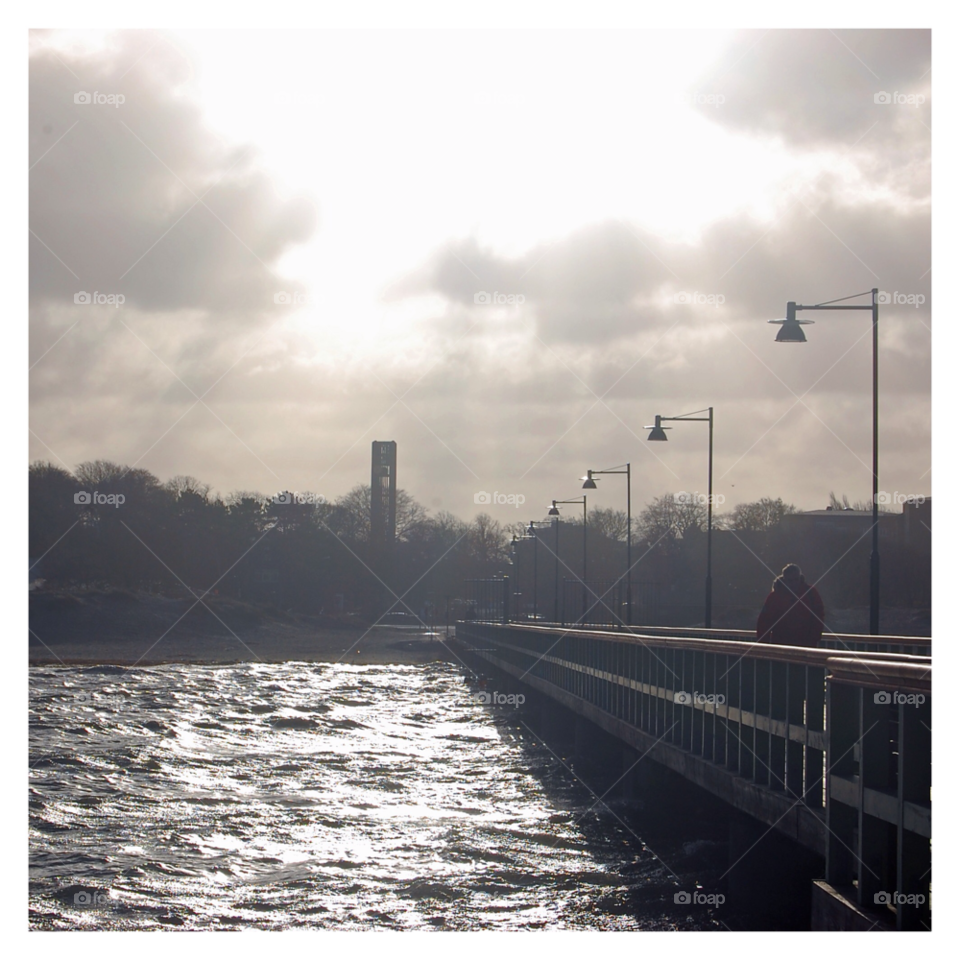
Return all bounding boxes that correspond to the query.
[370,440,397,549]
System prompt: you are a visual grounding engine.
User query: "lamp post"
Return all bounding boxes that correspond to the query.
[526,520,551,620]
[646,409,714,628]
[581,464,631,625]
[510,534,519,621]
[767,288,881,634]
[548,496,588,624]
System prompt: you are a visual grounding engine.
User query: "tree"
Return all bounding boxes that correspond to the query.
[725,497,796,531]
[828,491,893,513]
[467,513,509,566]
[587,506,629,542]
[638,493,707,544]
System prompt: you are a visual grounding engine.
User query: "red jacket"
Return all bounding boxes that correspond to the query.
[756,578,825,647]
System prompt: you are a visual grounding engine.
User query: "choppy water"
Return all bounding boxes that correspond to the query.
[29,662,724,930]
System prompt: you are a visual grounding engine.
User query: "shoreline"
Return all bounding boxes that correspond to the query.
[29,589,458,667]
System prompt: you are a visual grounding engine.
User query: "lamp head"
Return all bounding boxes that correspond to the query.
[526,521,536,537]
[646,415,670,442]
[768,302,813,342]
[581,469,598,490]
[547,500,560,516]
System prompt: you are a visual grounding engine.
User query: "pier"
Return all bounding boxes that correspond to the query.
[453,620,931,930]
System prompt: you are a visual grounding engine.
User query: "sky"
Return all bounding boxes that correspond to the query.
[28,28,931,522]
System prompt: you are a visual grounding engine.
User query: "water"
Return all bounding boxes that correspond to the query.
[29,662,723,930]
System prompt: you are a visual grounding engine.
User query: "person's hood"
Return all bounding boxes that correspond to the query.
[773,575,805,594]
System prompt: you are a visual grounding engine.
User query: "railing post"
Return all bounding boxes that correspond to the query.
[858,690,891,908]
[825,678,859,888]
[898,695,931,930]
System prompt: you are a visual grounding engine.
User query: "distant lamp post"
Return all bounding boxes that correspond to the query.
[525,520,551,620]
[580,464,631,625]
[510,534,519,621]
[548,496,588,624]
[767,288,881,634]
[646,408,714,628]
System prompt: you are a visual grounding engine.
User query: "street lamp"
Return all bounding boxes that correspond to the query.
[525,520,551,621]
[646,408,714,628]
[548,496,588,624]
[767,288,881,634]
[581,464,631,626]
[510,534,520,621]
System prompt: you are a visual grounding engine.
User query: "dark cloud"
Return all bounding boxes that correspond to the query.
[689,29,930,195]
[29,32,315,322]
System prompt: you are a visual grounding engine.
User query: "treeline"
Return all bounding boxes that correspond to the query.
[30,459,805,620]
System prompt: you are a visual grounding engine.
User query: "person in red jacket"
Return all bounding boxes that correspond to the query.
[756,563,825,647]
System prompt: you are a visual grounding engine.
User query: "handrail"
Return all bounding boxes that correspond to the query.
[510,619,931,648]
[466,621,931,669]
[826,656,931,692]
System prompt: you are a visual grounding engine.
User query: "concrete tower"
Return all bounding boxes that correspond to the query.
[370,440,397,549]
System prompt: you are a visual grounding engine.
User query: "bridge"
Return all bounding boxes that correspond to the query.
[452,619,931,931]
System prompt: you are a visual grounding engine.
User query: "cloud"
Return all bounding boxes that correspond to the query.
[688,29,930,196]
[30,32,315,345]
[28,30,930,522]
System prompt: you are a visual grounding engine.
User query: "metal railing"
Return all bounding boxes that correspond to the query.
[825,657,931,930]
[462,578,510,623]
[455,621,932,886]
